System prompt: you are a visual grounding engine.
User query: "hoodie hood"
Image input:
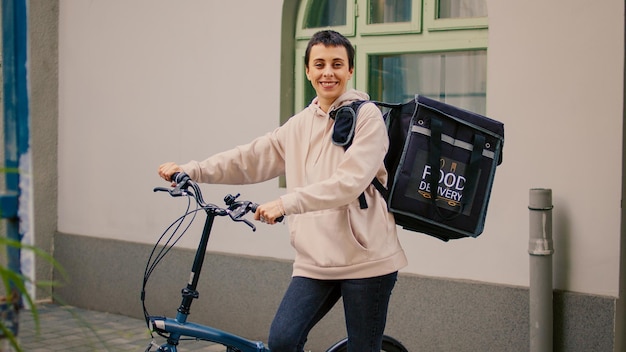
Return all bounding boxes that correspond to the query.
[309,89,370,115]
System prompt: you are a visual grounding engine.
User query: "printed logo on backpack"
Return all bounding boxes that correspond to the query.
[406,151,479,216]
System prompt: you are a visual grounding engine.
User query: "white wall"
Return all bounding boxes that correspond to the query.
[58,0,624,297]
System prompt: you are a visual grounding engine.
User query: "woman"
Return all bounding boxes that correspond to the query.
[158,30,407,352]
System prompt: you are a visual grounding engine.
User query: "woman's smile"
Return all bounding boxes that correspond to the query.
[320,81,338,88]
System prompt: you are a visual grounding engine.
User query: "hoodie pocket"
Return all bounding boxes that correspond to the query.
[289,207,369,268]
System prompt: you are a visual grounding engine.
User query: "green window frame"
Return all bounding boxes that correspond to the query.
[281,0,488,122]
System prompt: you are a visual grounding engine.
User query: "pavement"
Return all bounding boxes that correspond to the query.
[17,303,228,351]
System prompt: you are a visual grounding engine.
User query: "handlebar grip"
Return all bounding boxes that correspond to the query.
[172,172,190,184]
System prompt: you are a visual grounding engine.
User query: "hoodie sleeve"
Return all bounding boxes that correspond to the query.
[179,129,286,185]
[280,102,388,214]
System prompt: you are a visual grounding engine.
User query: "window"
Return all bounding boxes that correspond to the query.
[369,0,412,23]
[368,51,487,113]
[296,0,356,38]
[291,0,489,115]
[360,0,421,35]
[303,0,347,27]
[437,0,488,19]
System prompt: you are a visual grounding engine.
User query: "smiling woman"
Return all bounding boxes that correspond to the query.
[158,29,407,351]
[304,40,354,112]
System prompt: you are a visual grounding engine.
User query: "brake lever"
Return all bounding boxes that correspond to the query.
[227,201,257,232]
[227,210,256,231]
[153,186,191,197]
[160,172,192,197]
[241,218,256,232]
[153,172,192,197]
[228,201,253,219]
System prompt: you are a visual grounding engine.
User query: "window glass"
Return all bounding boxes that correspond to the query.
[304,0,347,28]
[368,50,487,114]
[438,0,487,19]
[369,0,412,24]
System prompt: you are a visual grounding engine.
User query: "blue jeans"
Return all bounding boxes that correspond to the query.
[268,272,398,352]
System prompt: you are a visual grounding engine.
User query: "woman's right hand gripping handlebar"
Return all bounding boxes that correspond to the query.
[158,162,183,185]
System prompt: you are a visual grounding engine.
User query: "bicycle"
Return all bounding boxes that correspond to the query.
[142,172,409,352]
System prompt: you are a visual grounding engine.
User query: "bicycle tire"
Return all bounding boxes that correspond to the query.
[325,334,408,352]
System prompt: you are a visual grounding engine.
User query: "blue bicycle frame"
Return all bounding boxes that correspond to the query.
[147,189,270,351]
[150,316,269,352]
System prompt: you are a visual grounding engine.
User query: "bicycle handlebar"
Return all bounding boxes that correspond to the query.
[153,172,282,231]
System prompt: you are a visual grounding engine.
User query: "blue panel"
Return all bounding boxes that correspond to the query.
[2,0,29,193]
[1,0,30,324]
[0,192,18,218]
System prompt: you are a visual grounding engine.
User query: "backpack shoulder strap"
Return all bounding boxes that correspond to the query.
[331,100,391,209]
[371,177,389,201]
[330,100,370,208]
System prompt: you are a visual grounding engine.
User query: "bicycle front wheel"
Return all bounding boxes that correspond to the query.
[325,335,408,352]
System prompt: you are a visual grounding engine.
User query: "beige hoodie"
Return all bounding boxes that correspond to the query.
[180,89,407,279]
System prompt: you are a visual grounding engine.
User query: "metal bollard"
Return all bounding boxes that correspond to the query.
[529,188,554,352]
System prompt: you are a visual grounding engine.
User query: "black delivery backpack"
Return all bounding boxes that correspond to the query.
[331,95,504,241]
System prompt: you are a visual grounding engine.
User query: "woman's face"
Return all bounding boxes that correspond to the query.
[305,44,354,112]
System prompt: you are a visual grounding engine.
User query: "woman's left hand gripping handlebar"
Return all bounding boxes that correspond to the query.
[255,199,286,225]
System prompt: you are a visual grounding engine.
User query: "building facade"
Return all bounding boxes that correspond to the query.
[16,0,626,351]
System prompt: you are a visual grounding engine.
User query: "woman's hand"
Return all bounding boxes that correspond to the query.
[254,198,286,225]
[158,162,183,184]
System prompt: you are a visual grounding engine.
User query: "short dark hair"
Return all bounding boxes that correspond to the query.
[304,30,355,70]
